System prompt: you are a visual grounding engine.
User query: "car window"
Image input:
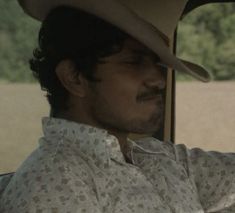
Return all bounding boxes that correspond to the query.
[175,3,235,152]
[0,1,45,174]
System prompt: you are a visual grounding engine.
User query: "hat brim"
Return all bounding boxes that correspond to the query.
[18,0,211,82]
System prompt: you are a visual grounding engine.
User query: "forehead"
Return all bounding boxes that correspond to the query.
[117,38,159,57]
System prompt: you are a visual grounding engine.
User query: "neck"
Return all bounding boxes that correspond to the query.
[56,111,129,156]
[108,130,129,154]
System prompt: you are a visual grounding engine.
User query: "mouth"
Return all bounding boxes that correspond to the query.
[136,89,165,103]
[137,94,163,103]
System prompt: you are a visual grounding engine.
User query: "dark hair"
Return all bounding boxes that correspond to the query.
[30,6,129,115]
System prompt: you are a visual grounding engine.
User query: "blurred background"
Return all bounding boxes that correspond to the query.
[0,0,235,173]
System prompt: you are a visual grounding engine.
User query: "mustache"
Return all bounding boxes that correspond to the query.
[136,88,165,102]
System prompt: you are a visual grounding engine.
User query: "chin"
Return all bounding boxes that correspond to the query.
[128,119,162,135]
[142,115,163,133]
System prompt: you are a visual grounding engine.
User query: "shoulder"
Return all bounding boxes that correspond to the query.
[0,138,97,212]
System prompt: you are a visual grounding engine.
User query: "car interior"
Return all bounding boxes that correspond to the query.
[0,0,234,196]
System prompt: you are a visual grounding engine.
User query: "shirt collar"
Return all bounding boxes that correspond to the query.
[42,117,128,169]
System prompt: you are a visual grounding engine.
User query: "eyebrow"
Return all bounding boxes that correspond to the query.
[129,48,161,61]
[129,48,152,55]
[129,48,169,69]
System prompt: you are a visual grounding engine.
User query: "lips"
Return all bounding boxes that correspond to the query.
[137,93,163,102]
[136,88,164,103]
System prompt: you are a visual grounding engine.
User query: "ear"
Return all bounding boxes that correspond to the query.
[55,59,87,97]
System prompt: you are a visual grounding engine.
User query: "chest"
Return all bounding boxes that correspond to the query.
[93,157,204,213]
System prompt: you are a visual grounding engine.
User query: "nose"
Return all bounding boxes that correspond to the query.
[144,66,166,90]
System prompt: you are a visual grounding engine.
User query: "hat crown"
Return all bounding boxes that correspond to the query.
[119,0,188,38]
[17,0,210,82]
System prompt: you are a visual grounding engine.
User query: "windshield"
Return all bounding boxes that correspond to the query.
[175,2,235,151]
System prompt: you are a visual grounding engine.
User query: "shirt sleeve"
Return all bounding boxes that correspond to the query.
[175,144,235,212]
[0,157,102,213]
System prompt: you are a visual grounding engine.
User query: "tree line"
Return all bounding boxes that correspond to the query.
[0,0,235,82]
[177,3,235,80]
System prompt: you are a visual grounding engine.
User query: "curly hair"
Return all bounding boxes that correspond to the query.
[30,6,129,115]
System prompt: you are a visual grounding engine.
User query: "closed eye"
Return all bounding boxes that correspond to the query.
[124,56,145,65]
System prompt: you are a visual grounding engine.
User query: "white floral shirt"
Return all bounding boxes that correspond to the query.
[0,117,235,213]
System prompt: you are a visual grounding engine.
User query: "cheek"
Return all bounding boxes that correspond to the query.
[93,67,145,110]
[101,77,139,104]
[105,86,136,110]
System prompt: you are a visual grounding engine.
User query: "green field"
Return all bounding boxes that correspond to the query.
[0,82,235,173]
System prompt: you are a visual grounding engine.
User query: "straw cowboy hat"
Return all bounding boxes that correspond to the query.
[18,0,211,82]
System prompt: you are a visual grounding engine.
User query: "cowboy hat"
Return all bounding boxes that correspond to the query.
[17,0,211,82]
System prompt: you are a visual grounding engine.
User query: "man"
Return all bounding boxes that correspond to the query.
[0,0,234,212]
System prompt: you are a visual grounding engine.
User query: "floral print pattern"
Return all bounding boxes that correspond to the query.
[0,117,234,212]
